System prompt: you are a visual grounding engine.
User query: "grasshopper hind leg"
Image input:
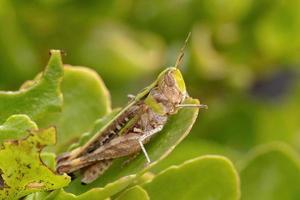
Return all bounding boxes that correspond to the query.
[81,159,113,185]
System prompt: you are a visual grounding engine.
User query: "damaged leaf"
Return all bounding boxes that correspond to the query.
[0,114,37,142]
[0,116,70,199]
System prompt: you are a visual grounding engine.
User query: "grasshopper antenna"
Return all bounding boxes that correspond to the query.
[176,104,208,109]
[174,32,191,68]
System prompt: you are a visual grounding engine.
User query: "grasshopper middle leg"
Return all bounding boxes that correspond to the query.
[138,125,163,163]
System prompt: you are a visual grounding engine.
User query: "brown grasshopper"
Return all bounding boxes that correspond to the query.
[56,33,207,184]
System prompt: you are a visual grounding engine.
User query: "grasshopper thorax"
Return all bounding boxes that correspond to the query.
[144,67,188,115]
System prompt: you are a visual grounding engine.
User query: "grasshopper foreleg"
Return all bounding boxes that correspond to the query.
[138,125,164,163]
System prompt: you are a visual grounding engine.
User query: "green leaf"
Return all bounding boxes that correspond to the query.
[39,65,111,152]
[41,152,58,171]
[0,114,38,142]
[0,117,70,199]
[46,175,136,200]
[150,139,241,174]
[65,98,200,194]
[0,50,63,124]
[115,186,149,200]
[239,143,300,200]
[143,155,240,200]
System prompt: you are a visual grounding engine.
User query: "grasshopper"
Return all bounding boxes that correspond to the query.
[56,33,207,184]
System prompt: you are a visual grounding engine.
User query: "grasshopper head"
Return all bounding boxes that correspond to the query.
[159,67,187,96]
[144,34,207,115]
[144,33,193,115]
[145,67,188,115]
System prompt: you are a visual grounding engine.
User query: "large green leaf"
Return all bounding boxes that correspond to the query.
[64,97,200,194]
[0,50,63,124]
[239,143,300,200]
[143,155,240,200]
[151,139,241,173]
[0,115,70,199]
[115,186,149,200]
[39,65,111,152]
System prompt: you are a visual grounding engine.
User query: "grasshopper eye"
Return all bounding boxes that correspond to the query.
[164,71,175,87]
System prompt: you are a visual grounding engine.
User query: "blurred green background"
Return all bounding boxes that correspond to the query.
[0,0,300,198]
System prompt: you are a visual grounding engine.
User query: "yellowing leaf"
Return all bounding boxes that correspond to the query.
[0,114,38,142]
[0,116,70,199]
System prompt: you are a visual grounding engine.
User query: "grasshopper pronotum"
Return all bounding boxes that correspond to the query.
[56,33,207,184]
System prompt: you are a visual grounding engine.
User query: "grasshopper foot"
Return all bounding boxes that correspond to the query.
[143,160,151,168]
